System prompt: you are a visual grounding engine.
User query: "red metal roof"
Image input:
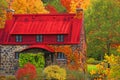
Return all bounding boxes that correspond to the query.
[0,29,3,43]
[10,20,71,34]
[0,14,83,44]
[10,14,75,35]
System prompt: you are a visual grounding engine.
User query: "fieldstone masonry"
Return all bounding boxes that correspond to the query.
[0,45,28,74]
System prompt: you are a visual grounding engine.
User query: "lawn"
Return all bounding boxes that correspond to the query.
[87,64,98,73]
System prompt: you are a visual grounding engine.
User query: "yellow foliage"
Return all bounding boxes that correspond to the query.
[69,0,91,13]
[91,51,120,80]
[104,54,118,65]
[0,11,6,28]
[90,69,96,75]
[104,53,120,79]
[117,46,120,52]
[90,62,111,79]
[12,0,49,14]
[43,65,66,80]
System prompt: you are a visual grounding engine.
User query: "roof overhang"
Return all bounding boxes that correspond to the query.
[24,45,54,52]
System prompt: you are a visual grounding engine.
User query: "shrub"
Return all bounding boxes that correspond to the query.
[19,53,45,69]
[43,65,66,80]
[15,62,37,80]
[105,54,120,79]
[87,58,100,64]
[89,62,109,80]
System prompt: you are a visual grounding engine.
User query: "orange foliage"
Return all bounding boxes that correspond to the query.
[0,11,6,28]
[6,12,13,20]
[61,0,90,13]
[60,0,71,12]
[111,43,120,48]
[49,45,84,70]
[74,10,83,19]
[117,46,120,52]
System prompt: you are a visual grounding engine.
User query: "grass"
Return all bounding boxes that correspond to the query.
[87,64,98,73]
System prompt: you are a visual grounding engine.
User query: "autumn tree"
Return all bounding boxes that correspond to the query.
[85,0,120,60]
[0,0,7,28]
[60,0,90,13]
[42,0,66,13]
[12,0,48,14]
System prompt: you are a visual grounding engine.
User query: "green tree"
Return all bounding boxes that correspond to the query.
[85,0,120,60]
[42,0,66,13]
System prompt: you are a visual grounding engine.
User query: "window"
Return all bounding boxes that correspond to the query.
[57,52,66,64]
[15,52,19,59]
[36,35,43,42]
[57,52,66,59]
[16,35,22,42]
[57,35,64,42]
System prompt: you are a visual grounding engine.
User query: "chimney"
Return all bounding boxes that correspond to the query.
[6,0,15,20]
[75,8,83,19]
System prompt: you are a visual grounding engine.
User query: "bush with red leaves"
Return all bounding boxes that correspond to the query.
[15,62,37,80]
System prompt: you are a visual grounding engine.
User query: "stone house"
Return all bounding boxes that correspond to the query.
[0,9,86,74]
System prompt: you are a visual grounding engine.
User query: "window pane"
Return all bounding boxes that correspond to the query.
[61,35,64,42]
[58,53,60,59]
[15,52,19,59]
[16,36,18,42]
[57,52,66,59]
[16,35,22,42]
[36,35,39,42]
[20,35,22,42]
[36,35,42,42]
[40,35,42,42]
[57,35,64,42]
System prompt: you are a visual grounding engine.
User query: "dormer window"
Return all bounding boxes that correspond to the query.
[16,35,22,42]
[36,35,43,42]
[57,35,64,42]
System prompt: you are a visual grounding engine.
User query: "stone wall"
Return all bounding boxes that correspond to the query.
[71,25,87,72]
[0,45,28,75]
